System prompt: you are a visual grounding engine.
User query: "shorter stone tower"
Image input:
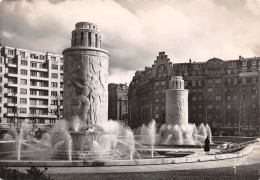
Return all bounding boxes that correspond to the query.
[165,76,189,126]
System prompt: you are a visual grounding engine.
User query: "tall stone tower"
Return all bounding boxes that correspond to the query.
[165,76,189,126]
[63,22,110,128]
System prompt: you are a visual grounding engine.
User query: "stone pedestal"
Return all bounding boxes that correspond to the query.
[63,22,110,129]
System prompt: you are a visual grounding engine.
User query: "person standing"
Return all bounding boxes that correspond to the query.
[204,136,210,155]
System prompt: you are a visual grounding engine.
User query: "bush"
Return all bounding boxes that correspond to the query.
[0,166,53,180]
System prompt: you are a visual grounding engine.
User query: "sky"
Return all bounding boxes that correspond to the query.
[0,0,260,84]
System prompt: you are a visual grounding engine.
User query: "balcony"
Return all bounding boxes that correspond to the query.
[5,113,15,117]
[5,102,16,107]
[30,66,48,72]
[30,114,49,118]
[29,85,49,89]
[31,104,49,108]
[5,92,17,97]
[6,73,18,77]
[6,63,17,68]
[30,76,49,81]
[5,82,18,87]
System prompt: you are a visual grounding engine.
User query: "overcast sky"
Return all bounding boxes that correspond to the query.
[0,0,260,84]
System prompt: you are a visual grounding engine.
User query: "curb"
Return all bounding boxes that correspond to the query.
[0,144,255,167]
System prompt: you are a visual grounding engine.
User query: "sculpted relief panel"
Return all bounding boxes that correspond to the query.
[64,54,108,126]
[166,90,188,126]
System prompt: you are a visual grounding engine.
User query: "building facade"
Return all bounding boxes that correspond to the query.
[108,83,128,123]
[129,52,260,136]
[0,45,63,130]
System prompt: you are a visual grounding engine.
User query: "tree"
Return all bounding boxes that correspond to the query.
[49,96,63,121]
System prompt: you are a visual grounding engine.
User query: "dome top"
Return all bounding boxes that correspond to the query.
[75,22,98,31]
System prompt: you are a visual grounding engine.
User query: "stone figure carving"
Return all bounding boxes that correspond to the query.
[71,79,91,125]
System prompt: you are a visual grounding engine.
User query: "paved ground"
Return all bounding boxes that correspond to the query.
[12,139,260,180]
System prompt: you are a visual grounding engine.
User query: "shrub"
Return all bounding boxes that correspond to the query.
[0,166,53,180]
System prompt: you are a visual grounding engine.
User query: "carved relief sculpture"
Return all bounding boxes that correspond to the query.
[63,22,110,129]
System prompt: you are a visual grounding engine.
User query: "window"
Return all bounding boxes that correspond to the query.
[21,60,27,66]
[39,99,48,105]
[30,62,37,67]
[9,67,17,74]
[233,78,237,84]
[30,108,37,114]
[39,63,47,69]
[60,82,64,88]
[39,90,48,96]
[51,82,58,87]
[252,94,256,99]
[51,73,58,78]
[216,105,221,109]
[20,108,26,114]
[19,52,25,59]
[20,79,27,85]
[30,80,37,86]
[227,95,231,101]
[0,66,2,73]
[40,55,45,60]
[207,105,213,109]
[39,119,45,124]
[20,88,27,94]
[30,99,37,105]
[7,107,14,113]
[227,104,231,109]
[39,81,48,87]
[51,91,58,96]
[20,98,27,104]
[51,100,57,105]
[20,69,27,75]
[30,54,37,59]
[39,72,48,78]
[215,79,221,84]
[216,96,221,100]
[52,64,58,69]
[8,58,15,64]
[192,80,196,86]
[8,50,14,55]
[161,81,166,85]
[60,65,64,71]
[207,87,213,92]
[30,90,37,95]
[226,79,231,84]
[30,71,37,77]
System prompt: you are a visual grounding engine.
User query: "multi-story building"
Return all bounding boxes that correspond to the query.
[108,83,128,123]
[129,52,260,136]
[0,45,63,130]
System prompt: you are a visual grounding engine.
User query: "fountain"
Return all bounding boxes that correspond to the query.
[0,22,252,169]
[137,76,212,146]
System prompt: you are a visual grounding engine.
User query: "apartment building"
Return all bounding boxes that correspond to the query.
[0,45,63,130]
[128,52,260,136]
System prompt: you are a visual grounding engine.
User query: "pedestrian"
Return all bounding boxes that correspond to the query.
[204,136,210,155]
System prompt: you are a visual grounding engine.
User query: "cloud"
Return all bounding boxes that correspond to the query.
[0,0,260,84]
[1,31,15,38]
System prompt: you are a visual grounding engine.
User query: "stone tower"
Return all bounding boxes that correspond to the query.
[165,76,189,126]
[63,22,110,129]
